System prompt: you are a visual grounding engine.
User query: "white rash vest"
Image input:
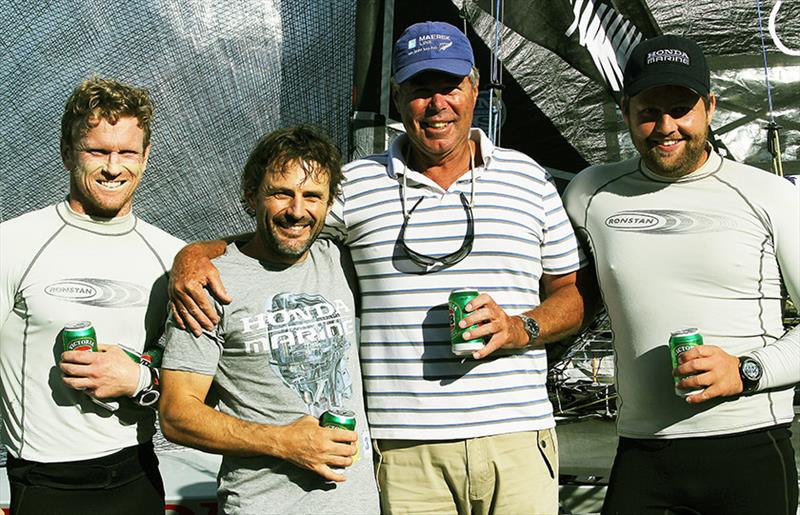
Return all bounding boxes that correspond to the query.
[564,149,799,439]
[0,201,183,461]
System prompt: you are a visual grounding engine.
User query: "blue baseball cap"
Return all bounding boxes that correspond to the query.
[392,21,475,84]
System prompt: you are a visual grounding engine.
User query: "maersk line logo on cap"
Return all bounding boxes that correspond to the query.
[393,21,475,84]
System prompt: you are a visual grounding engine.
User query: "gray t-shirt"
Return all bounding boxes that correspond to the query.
[163,240,379,514]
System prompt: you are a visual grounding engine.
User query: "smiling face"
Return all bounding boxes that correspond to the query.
[624,85,715,178]
[393,70,478,169]
[62,116,149,218]
[246,159,332,264]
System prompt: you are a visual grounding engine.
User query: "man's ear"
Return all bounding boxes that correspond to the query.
[620,97,631,128]
[706,92,717,123]
[391,80,409,115]
[244,187,260,216]
[60,140,74,170]
[141,144,152,172]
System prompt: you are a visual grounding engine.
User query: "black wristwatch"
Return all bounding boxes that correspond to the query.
[517,314,540,347]
[738,355,763,394]
[133,367,161,407]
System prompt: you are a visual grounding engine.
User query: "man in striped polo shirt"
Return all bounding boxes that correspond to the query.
[169,21,587,514]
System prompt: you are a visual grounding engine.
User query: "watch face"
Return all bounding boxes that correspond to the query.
[520,315,539,343]
[742,360,761,380]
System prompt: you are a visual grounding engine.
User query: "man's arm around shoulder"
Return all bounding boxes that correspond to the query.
[169,239,234,335]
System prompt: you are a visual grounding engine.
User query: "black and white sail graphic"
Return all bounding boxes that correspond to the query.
[473,0,659,100]
[563,0,644,92]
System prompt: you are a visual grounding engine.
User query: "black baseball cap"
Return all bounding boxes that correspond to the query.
[623,35,710,97]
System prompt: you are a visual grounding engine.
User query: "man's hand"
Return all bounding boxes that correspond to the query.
[60,344,140,398]
[275,415,358,482]
[458,293,529,359]
[160,370,358,480]
[673,344,743,404]
[170,242,231,336]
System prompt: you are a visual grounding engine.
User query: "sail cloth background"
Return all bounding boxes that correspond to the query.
[0,0,357,241]
[461,0,799,177]
[2,1,796,236]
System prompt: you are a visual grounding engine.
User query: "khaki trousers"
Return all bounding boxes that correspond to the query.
[374,429,559,515]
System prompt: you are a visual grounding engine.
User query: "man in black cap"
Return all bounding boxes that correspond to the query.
[564,35,799,514]
[168,20,587,514]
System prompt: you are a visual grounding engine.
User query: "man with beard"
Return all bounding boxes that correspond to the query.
[158,125,379,514]
[0,77,182,514]
[167,22,585,514]
[564,35,799,514]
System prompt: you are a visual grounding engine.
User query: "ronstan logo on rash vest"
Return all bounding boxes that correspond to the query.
[45,278,149,307]
[45,280,97,299]
[604,212,659,229]
[603,210,736,234]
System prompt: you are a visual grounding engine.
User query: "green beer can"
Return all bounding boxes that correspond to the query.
[121,345,163,368]
[449,289,484,356]
[62,321,97,352]
[669,327,704,397]
[140,346,163,368]
[320,408,358,473]
[320,408,356,431]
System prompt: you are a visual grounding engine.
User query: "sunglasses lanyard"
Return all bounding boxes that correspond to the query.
[401,143,476,220]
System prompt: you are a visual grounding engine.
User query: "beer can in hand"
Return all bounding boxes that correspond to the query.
[669,328,704,397]
[320,408,358,473]
[449,289,484,356]
[62,321,97,352]
[320,408,357,431]
[62,322,118,411]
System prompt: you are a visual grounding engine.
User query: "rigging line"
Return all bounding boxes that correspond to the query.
[487,0,504,145]
[492,0,502,85]
[755,0,775,122]
[756,0,783,176]
[460,0,468,36]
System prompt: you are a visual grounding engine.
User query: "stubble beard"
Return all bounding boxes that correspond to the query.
[637,133,709,178]
[262,217,323,260]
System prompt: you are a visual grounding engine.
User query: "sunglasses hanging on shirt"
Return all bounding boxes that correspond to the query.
[397,147,476,273]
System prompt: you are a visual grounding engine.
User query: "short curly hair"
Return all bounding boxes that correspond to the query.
[60,76,154,152]
[241,125,343,217]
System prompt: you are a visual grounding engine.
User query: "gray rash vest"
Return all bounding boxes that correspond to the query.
[564,149,799,438]
[162,240,379,515]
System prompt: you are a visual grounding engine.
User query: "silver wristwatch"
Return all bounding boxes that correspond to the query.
[517,314,540,347]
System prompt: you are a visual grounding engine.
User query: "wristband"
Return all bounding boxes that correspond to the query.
[133,366,160,407]
[133,364,151,397]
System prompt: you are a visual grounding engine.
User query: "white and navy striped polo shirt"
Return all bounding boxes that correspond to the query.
[325,129,581,440]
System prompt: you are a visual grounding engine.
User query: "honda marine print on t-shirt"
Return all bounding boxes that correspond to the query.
[238,292,356,415]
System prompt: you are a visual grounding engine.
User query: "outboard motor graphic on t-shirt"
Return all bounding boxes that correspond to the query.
[253,292,355,416]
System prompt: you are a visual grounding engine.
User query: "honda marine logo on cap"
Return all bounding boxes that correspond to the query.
[647,48,690,66]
